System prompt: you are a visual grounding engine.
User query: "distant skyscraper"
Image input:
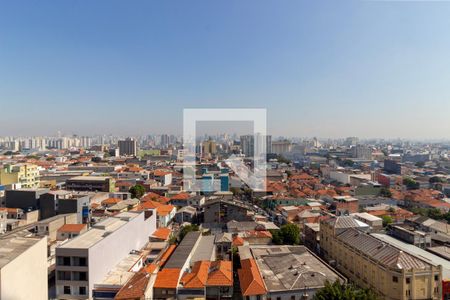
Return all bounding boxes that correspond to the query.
[201,139,217,157]
[240,134,272,157]
[272,140,292,155]
[160,134,169,148]
[118,138,137,156]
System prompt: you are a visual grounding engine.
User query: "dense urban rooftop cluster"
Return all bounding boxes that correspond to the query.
[0,135,450,299]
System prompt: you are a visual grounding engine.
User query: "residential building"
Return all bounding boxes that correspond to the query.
[203,198,253,225]
[40,191,91,223]
[66,176,115,192]
[5,188,49,211]
[240,134,272,157]
[55,211,156,299]
[321,223,442,300]
[118,138,138,157]
[243,245,344,300]
[57,223,88,241]
[0,163,40,188]
[0,231,48,300]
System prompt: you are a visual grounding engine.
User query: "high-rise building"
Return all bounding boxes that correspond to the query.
[118,138,137,157]
[240,134,272,157]
[0,163,40,188]
[160,134,169,148]
[271,140,292,155]
[201,139,217,157]
[352,145,373,160]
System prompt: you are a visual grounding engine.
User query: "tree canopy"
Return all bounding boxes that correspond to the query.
[178,224,199,242]
[271,223,300,245]
[129,184,146,199]
[313,280,378,300]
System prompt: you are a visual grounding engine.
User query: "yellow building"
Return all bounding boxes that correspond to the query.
[321,218,442,300]
[0,164,40,188]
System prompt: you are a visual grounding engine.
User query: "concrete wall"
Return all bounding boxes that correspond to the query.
[0,237,48,300]
[87,212,156,298]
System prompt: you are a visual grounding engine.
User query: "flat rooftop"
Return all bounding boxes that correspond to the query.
[190,235,215,264]
[251,245,343,292]
[0,230,45,268]
[99,253,143,286]
[164,231,201,269]
[67,176,111,181]
[59,211,141,249]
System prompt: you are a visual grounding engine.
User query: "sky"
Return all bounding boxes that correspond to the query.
[1,0,450,139]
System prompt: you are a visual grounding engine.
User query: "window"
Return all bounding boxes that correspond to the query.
[63,286,71,295]
[393,276,398,283]
[57,256,71,266]
[73,272,87,281]
[79,286,86,295]
[406,278,410,284]
[435,275,439,281]
[57,271,71,281]
[73,256,87,267]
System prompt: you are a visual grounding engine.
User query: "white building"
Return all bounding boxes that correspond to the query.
[55,211,157,299]
[0,232,48,300]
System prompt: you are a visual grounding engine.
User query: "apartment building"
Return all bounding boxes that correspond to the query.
[0,231,48,300]
[0,163,40,188]
[65,176,115,192]
[55,211,156,299]
[321,218,442,300]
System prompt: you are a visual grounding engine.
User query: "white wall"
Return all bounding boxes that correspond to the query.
[0,237,48,300]
[87,211,157,297]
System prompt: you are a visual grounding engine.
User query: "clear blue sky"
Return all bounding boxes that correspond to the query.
[1,0,450,139]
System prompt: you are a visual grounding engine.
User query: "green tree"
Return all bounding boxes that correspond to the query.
[178,224,199,242]
[378,187,392,198]
[129,184,145,199]
[279,223,300,245]
[403,177,420,190]
[313,280,378,300]
[429,176,445,184]
[270,229,283,245]
[381,215,393,227]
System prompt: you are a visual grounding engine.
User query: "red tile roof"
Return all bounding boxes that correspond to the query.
[152,227,172,241]
[57,224,87,233]
[154,268,181,289]
[232,236,245,247]
[206,261,233,287]
[157,205,175,217]
[238,259,266,296]
[181,261,210,288]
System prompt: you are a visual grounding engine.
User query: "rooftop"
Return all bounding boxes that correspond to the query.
[67,175,111,181]
[0,230,45,268]
[371,233,450,279]
[164,231,201,269]
[250,245,342,292]
[99,253,143,286]
[59,211,141,249]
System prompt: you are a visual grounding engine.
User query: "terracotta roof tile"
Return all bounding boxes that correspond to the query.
[238,259,266,296]
[181,261,210,288]
[206,261,233,287]
[152,227,172,241]
[154,268,181,289]
[57,224,87,233]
